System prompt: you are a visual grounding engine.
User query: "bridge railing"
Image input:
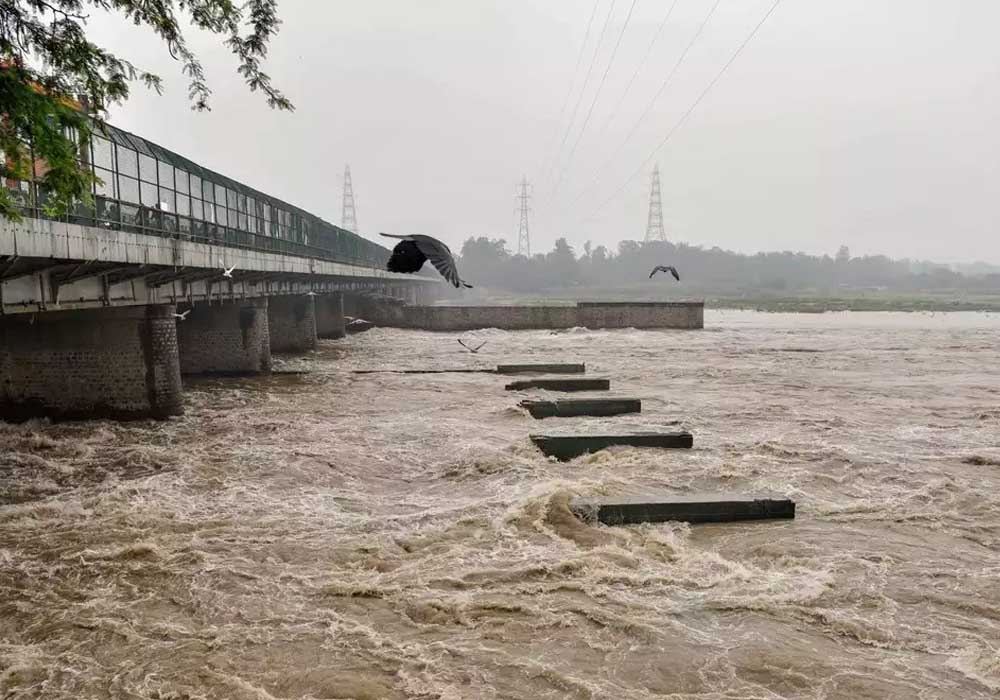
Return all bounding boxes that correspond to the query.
[4,121,393,270]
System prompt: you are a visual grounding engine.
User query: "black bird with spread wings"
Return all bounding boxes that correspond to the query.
[649,265,680,281]
[379,233,473,288]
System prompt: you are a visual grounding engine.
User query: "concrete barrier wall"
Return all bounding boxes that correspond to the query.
[367,301,703,331]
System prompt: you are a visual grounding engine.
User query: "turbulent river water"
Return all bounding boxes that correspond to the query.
[2,311,999,699]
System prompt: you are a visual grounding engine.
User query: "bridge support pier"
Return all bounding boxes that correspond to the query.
[268,295,317,353]
[0,305,183,421]
[315,292,346,339]
[176,298,271,375]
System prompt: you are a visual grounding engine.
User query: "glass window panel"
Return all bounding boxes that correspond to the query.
[162,213,178,233]
[204,200,215,223]
[214,203,227,226]
[176,194,190,216]
[227,188,238,209]
[118,147,138,178]
[93,137,114,169]
[179,216,192,234]
[120,176,140,204]
[238,211,248,230]
[190,198,203,220]
[139,153,157,182]
[247,196,256,215]
[141,180,157,205]
[229,209,238,229]
[94,167,117,198]
[238,194,248,213]
[262,203,271,221]
[121,203,141,227]
[96,197,119,223]
[157,160,174,189]
[158,188,175,211]
[175,171,189,195]
[202,179,214,203]
[190,174,201,198]
[214,183,226,207]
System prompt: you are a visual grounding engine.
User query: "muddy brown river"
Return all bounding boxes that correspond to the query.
[2,311,999,699]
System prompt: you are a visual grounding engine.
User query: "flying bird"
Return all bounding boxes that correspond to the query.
[379,233,473,289]
[457,338,487,354]
[173,309,190,321]
[649,265,680,281]
[219,259,236,278]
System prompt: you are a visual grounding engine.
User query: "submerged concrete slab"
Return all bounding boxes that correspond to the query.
[497,363,585,374]
[571,495,796,525]
[505,378,610,392]
[530,431,693,460]
[346,318,375,335]
[520,398,641,419]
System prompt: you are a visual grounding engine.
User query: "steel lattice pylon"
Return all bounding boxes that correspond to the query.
[645,165,666,242]
[342,165,358,234]
[516,176,532,256]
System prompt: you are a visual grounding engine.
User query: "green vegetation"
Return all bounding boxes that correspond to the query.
[1,0,291,220]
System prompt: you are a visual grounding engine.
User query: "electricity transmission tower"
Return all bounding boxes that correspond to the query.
[515,176,532,256]
[341,165,358,233]
[644,165,666,242]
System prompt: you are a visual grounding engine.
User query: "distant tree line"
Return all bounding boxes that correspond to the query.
[456,237,1000,296]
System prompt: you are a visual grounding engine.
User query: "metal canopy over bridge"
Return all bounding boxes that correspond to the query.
[1,121,437,313]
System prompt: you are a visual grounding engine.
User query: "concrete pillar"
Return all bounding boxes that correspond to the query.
[176,298,271,375]
[0,305,183,421]
[315,292,346,339]
[267,295,317,353]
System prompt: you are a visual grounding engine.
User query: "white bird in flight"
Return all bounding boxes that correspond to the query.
[457,338,487,354]
[173,309,190,321]
[219,259,236,278]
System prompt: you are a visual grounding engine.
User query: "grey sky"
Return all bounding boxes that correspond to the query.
[89,0,1000,263]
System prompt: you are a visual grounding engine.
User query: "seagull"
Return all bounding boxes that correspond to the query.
[303,291,316,296]
[173,309,190,321]
[219,259,236,278]
[457,338,487,354]
[379,233,473,289]
[649,265,680,281]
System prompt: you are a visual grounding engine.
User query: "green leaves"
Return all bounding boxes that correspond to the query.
[1,0,293,219]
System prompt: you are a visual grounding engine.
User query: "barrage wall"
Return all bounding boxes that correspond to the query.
[361,300,703,331]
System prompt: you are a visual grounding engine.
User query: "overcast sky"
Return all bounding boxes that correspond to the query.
[87,0,1000,263]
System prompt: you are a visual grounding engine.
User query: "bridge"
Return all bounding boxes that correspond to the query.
[0,122,438,421]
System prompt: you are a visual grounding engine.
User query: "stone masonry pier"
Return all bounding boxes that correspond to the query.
[0,305,183,421]
[268,295,318,353]
[177,298,271,376]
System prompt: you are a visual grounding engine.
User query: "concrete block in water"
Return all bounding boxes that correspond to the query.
[505,378,610,392]
[571,495,796,525]
[346,318,375,335]
[497,363,585,374]
[520,398,641,419]
[530,431,692,460]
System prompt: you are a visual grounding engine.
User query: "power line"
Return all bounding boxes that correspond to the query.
[592,0,682,146]
[586,0,785,222]
[551,0,641,196]
[537,0,603,184]
[546,0,618,192]
[569,0,723,207]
